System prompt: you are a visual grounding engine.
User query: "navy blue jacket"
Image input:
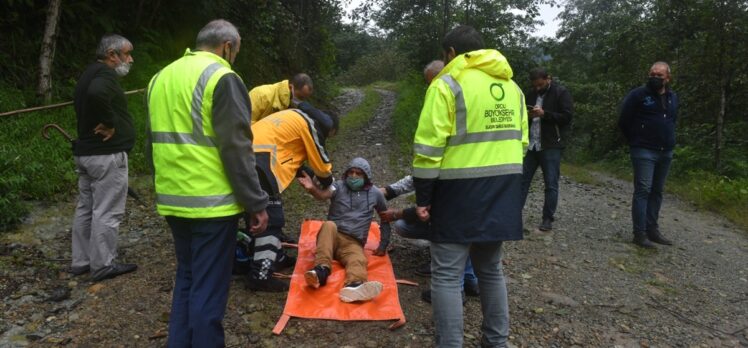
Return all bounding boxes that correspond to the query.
[414,174,524,243]
[618,86,678,151]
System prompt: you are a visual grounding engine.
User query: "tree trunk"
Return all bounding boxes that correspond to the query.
[464,0,470,26]
[135,0,147,28]
[715,77,726,171]
[442,0,449,39]
[37,0,62,105]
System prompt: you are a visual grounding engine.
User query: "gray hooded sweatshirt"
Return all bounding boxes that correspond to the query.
[327,157,391,250]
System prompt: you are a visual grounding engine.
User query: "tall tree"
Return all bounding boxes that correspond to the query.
[36,0,62,104]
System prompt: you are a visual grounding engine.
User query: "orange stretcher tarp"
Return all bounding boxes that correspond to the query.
[273,220,406,334]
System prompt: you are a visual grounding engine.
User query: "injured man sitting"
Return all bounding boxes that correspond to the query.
[296,157,391,302]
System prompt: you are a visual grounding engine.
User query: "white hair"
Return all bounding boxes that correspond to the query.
[196,19,240,49]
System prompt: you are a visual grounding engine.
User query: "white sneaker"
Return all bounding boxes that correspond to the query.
[339,281,383,302]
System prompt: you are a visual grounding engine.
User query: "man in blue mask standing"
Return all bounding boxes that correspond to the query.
[619,61,678,248]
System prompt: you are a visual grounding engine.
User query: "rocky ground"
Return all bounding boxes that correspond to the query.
[1,88,747,347]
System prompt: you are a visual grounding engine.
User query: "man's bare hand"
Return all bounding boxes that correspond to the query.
[416,205,430,222]
[373,246,386,256]
[249,209,269,235]
[378,208,400,223]
[296,171,315,191]
[94,123,115,141]
[530,106,544,118]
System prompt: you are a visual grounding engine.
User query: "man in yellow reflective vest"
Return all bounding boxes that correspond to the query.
[412,25,528,347]
[146,19,268,347]
[248,73,313,123]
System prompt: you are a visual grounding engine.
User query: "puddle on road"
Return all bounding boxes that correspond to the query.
[2,200,75,257]
[2,175,157,260]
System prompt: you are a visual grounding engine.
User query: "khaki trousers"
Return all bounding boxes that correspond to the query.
[72,152,128,274]
[314,221,367,285]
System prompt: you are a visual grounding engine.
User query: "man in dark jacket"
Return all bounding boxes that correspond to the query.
[520,68,574,232]
[619,61,678,248]
[71,34,137,281]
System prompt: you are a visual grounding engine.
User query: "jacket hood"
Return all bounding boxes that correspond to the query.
[462,49,514,80]
[344,157,373,182]
[435,53,467,81]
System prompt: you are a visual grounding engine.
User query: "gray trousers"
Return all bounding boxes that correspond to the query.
[431,241,509,348]
[71,152,128,275]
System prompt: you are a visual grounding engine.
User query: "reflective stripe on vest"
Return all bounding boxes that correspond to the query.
[413,73,525,179]
[413,163,523,180]
[156,193,236,208]
[150,62,223,147]
[292,109,330,163]
[413,75,524,157]
[148,52,242,216]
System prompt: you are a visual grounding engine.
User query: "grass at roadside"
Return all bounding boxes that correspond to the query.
[325,86,381,153]
[560,163,602,186]
[563,160,748,232]
[391,73,427,158]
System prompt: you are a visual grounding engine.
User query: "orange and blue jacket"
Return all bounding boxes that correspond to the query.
[251,109,332,193]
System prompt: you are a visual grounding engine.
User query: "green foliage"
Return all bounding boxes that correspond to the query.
[337,49,411,86]
[373,0,545,68]
[0,95,148,231]
[391,73,427,157]
[0,153,28,230]
[550,0,748,182]
[333,23,386,73]
[0,0,345,230]
[560,80,628,162]
[669,170,748,231]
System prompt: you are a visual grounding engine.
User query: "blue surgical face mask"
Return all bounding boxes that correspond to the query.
[346,177,364,191]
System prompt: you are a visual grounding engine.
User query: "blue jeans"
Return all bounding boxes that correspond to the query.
[630,147,673,234]
[521,148,562,221]
[165,216,238,348]
[394,219,477,286]
[431,242,508,348]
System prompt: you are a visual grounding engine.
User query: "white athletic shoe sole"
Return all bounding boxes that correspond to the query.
[339,281,383,302]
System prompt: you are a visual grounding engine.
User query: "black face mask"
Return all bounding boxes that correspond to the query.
[647,76,664,91]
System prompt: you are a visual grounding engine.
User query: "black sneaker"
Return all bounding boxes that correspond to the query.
[304,265,330,288]
[421,289,466,305]
[414,262,431,277]
[339,281,383,302]
[464,281,480,297]
[246,277,289,292]
[633,233,657,249]
[647,229,673,246]
[539,218,553,231]
[92,263,137,281]
[274,254,297,271]
[68,265,90,276]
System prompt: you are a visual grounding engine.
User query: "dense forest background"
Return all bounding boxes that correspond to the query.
[1,0,747,229]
